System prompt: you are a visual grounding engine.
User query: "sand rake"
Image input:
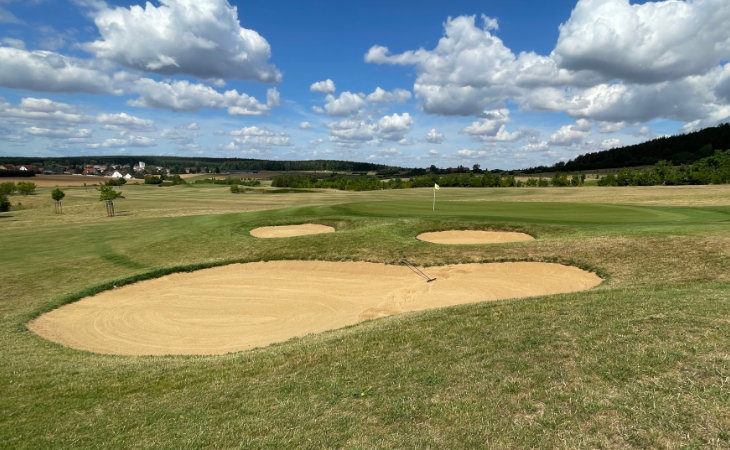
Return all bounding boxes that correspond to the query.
[401,258,437,283]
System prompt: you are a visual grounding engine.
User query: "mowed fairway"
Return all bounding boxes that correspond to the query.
[1,184,729,447]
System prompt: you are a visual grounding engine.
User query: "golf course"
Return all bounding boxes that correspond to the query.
[1,182,728,447]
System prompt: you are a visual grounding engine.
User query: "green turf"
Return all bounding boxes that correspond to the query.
[1,185,728,448]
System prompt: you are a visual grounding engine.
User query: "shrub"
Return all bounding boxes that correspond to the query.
[570,174,584,186]
[16,182,36,195]
[597,174,618,186]
[0,182,15,195]
[0,194,9,212]
[105,178,126,186]
[551,173,570,187]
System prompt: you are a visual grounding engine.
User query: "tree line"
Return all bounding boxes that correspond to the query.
[596,150,730,186]
[0,156,396,175]
[0,169,35,178]
[271,172,583,191]
[272,150,730,192]
[524,123,730,173]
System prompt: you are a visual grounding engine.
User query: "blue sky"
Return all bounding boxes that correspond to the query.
[1,0,729,169]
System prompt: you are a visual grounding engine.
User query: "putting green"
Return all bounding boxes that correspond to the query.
[335,201,726,225]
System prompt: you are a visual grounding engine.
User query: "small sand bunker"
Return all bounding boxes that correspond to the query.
[417,230,534,245]
[29,261,600,356]
[250,223,335,238]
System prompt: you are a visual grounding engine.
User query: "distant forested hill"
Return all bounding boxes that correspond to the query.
[0,156,395,174]
[523,123,730,173]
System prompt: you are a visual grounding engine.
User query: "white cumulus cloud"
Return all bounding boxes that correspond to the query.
[0,46,119,94]
[377,112,413,141]
[0,97,89,125]
[85,0,281,82]
[460,109,528,142]
[88,134,155,148]
[366,87,411,104]
[128,79,279,115]
[324,91,366,117]
[97,112,156,132]
[425,128,444,144]
[549,119,593,146]
[365,2,730,131]
[310,79,336,94]
[365,15,525,116]
[461,109,512,137]
[325,112,414,147]
[25,127,92,139]
[227,126,291,148]
[326,119,378,147]
[554,0,730,84]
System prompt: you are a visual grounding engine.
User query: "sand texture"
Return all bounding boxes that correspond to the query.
[250,224,335,238]
[417,230,534,244]
[28,261,601,355]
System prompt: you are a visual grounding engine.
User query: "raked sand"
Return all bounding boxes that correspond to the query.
[250,224,335,238]
[417,230,534,244]
[29,261,601,355]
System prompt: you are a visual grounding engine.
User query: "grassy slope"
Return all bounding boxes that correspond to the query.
[1,184,729,448]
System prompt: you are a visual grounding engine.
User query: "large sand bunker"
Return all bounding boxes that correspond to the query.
[29,261,601,355]
[250,224,335,238]
[417,230,534,245]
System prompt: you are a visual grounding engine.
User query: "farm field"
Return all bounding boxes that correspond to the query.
[0,174,110,187]
[1,183,729,447]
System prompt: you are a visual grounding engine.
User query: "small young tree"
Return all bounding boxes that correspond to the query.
[99,185,123,217]
[51,188,65,214]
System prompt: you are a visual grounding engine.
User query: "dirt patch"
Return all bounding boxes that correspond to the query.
[417,230,534,244]
[28,261,601,355]
[250,223,335,238]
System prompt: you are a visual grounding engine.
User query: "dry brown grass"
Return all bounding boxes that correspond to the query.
[2,174,111,187]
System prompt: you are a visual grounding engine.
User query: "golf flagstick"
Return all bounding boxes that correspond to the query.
[433,183,439,211]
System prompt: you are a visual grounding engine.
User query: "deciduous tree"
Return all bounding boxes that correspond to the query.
[99,185,122,217]
[51,188,65,214]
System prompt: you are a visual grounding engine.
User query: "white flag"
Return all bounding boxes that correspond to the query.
[434,183,440,190]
